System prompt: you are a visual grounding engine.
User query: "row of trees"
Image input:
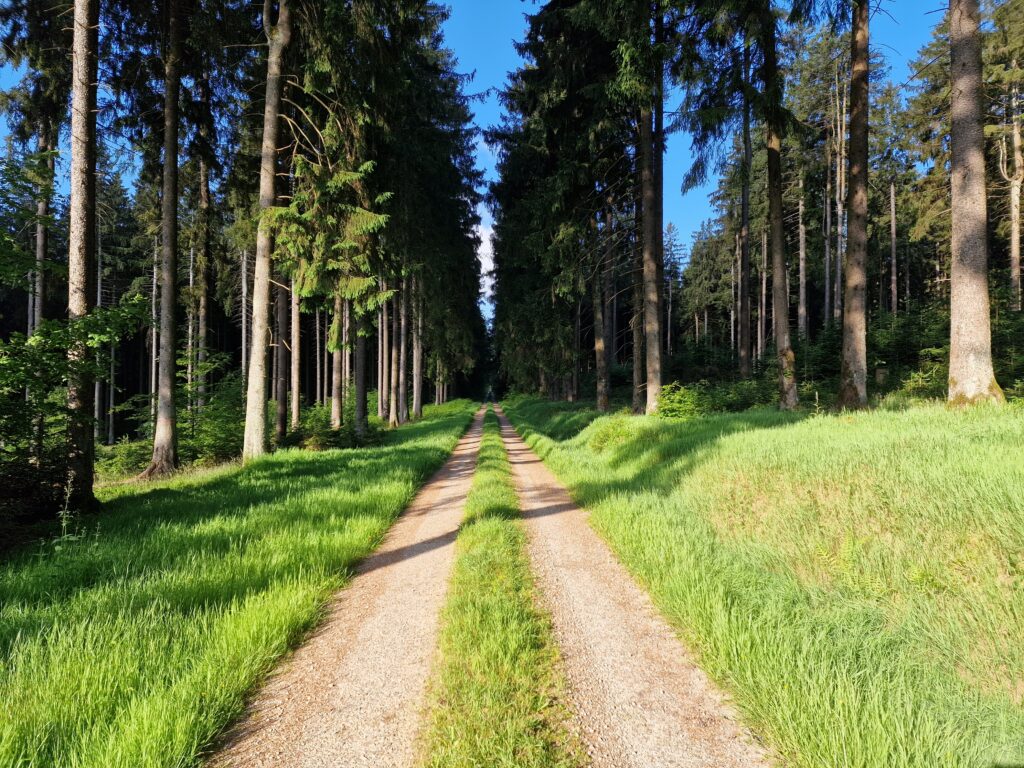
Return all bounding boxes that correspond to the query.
[0,0,484,513]
[490,0,1019,413]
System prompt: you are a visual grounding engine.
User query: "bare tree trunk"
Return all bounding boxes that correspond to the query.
[824,147,833,323]
[890,181,898,315]
[834,72,847,323]
[948,0,1003,404]
[759,230,767,359]
[398,278,408,423]
[739,41,753,376]
[839,0,869,409]
[342,299,350,408]
[186,246,194,418]
[640,104,662,414]
[354,312,368,437]
[94,240,104,443]
[241,248,249,383]
[389,294,399,428]
[798,172,808,339]
[151,241,158,425]
[143,0,183,477]
[331,292,343,429]
[315,309,322,405]
[274,277,288,441]
[34,128,52,333]
[242,0,292,461]
[632,195,645,414]
[764,23,798,410]
[381,289,390,421]
[377,307,384,418]
[290,276,301,430]
[999,63,1022,311]
[412,277,423,419]
[67,0,98,507]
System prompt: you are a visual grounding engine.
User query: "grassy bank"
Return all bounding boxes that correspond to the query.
[422,407,581,768]
[503,396,1024,768]
[0,401,476,768]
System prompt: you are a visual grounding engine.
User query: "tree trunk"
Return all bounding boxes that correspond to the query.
[389,293,399,427]
[412,277,423,419]
[331,291,343,429]
[34,128,52,333]
[66,0,98,508]
[890,181,898,315]
[796,172,808,338]
[342,299,350,409]
[398,278,408,423]
[838,0,869,409]
[196,80,211,410]
[1000,62,1022,311]
[834,74,847,323]
[824,147,833,323]
[274,276,288,441]
[763,22,798,410]
[381,289,390,421]
[242,0,292,461]
[594,267,609,412]
[759,230,766,359]
[94,241,104,443]
[632,194,645,414]
[948,0,1003,404]
[290,276,301,430]
[315,309,322,405]
[640,105,662,414]
[143,0,183,477]
[738,41,753,377]
[354,312,368,437]
[241,248,249,383]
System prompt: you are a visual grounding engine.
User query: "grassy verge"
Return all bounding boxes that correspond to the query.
[421,407,582,768]
[0,400,477,768]
[503,395,1024,768]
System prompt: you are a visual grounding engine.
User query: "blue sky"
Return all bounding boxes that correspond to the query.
[441,0,944,311]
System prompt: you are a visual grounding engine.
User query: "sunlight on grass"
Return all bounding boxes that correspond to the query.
[504,396,1024,768]
[0,401,476,768]
[421,407,582,768]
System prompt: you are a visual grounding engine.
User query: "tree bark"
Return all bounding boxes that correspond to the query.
[331,291,343,429]
[66,0,98,507]
[274,276,288,441]
[632,192,645,413]
[143,0,183,477]
[412,277,423,419]
[948,0,1003,404]
[738,41,753,377]
[290,276,301,430]
[398,278,408,423]
[197,69,211,409]
[838,0,869,409]
[824,146,833,323]
[595,211,612,412]
[890,181,898,315]
[241,248,249,383]
[798,172,808,339]
[999,61,1022,311]
[834,73,847,323]
[354,312,368,436]
[389,293,399,427]
[242,0,292,461]
[381,289,390,421]
[763,20,798,410]
[759,229,766,359]
[640,105,662,413]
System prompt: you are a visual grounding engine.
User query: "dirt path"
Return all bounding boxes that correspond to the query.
[494,407,771,768]
[210,409,485,768]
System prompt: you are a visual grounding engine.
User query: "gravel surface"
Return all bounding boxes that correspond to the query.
[210,409,485,768]
[495,407,772,768]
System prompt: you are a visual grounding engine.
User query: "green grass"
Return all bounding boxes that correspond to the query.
[0,400,477,768]
[421,407,582,768]
[503,395,1024,768]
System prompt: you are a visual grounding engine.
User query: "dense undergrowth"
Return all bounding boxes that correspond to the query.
[0,400,476,768]
[503,395,1024,768]
[422,408,581,768]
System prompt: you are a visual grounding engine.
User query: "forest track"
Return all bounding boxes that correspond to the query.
[494,406,772,768]
[210,408,485,768]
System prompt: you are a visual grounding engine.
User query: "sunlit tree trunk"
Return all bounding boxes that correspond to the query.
[389,293,399,427]
[274,276,288,441]
[632,192,645,413]
[948,0,1003,404]
[412,277,423,420]
[331,291,343,429]
[290,276,301,430]
[66,0,98,508]
[398,278,408,423]
[640,105,662,413]
[354,312,368,436]
[763,20,798,410]
[242,0,292,461]
[839,0,869,409]
[738,41,753,377]
[999,62,1023,311]
[798,172,808,339]
[142,0,182,477]
[890,181,898,315]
